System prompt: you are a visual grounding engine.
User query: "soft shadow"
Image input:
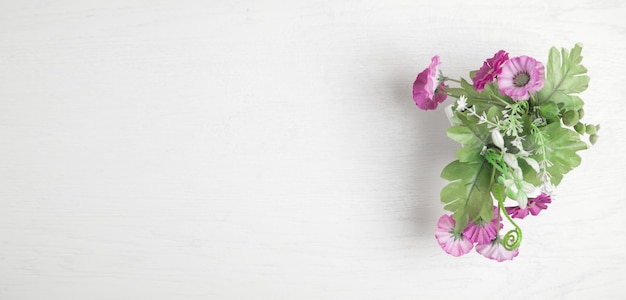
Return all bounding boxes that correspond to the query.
[382,58,458,241]
[410,109,456,237]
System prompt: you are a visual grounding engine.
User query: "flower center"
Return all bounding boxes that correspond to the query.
[513,72,530,87]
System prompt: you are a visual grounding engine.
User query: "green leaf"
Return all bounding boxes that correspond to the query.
[446,87,466,99]
[457,78,510,110]
[448,112,490,162]
[532,122,588,185]
[441,160,475,181]
[440,159,494,232]
[539,101,559,119]
[537,44,589,111]
[456,144,482,162]
[553,94,584,111]
[486,105,503,121]
[446,126,474,145]
[519,159,542,187]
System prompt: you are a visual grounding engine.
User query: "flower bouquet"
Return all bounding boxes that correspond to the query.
[412,44,599,261]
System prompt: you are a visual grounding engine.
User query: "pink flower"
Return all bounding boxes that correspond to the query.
[473,50,509,92]
[506,193,552,219]
[497,56,545,101]
[463,207,499,245]
[475,237,519,262]
[413,56,448,110]
[435,214,473,257]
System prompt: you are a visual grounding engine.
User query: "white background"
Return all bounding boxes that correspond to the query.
[1,0,625,299]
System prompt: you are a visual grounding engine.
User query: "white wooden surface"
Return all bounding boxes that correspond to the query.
[1,0,625,299]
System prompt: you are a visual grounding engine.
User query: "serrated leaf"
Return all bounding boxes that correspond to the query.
[441,160,476,181]
[447,112,490,162]
[456,145,482,162]
[441,180,465,212]
[446,126,474,145]
[440,159,494,232]
[538,44,589,110]
[532,122,587,185]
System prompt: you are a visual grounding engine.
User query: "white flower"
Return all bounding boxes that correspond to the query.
[456,95,468,111]
[511,136,525,150]
[502,168,536,209]
[541,182,555,194]
[476,111,488,124]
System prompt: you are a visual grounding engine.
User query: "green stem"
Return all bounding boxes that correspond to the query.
[494,185,523,251]
[483,149,507,174]
[491,94,512,106]
[470,96,509,107]
[530,94,539,107]
[531,123,551,182]
[487,154,522,251]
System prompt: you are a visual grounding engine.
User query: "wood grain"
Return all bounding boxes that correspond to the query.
[1,0,625,299]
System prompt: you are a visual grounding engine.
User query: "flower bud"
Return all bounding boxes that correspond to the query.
[503,153,519,169]
[516,191,528,209]
[574,122,585,134]
[562,110,579,127]
[491,129,505,149]
[585,124,597,135]
[523,157,540,173]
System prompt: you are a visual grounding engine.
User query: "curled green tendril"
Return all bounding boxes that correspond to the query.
[487,152,523,251]
[498,196,523,251]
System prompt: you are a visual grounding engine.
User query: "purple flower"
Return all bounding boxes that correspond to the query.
[506,193,552,219]
[473,50,509,92]
[497,56,545,101]
[435,214,473,257]
[475,236,519,262]
[463,207,499,245]
[413,56,448,110]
